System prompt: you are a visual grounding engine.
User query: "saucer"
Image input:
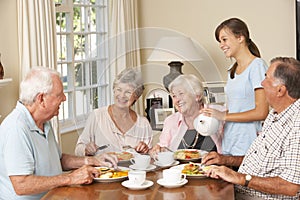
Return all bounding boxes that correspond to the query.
[157,178,188,188]
[129,164,156,171]
[154,160,180,168]
[121,180,154,190]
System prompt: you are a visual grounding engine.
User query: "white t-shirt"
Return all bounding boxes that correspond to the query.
[222,58,268,155]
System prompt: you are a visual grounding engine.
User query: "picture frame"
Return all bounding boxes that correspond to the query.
[297,0,300,60]
[154,108,175,125]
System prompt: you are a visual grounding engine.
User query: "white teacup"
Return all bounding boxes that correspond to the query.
[128,170,146,186]
[193,114,220,136]
[130,154,151,169]
[162,169,186,184]
[155,151,174,166]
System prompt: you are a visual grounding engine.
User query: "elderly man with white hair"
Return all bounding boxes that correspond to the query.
[0,66,117,199]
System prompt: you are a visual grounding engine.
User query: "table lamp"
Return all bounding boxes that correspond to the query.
[147,36,202,90]
[0,53,4,79]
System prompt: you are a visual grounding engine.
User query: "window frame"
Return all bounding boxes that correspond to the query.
[55,0,111,133]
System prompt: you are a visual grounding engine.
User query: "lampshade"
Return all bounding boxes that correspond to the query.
[0,53,4,79]
[147,36,203,62]
[148,36,202,90]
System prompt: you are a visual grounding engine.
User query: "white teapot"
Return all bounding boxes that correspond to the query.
[193,114,220,136]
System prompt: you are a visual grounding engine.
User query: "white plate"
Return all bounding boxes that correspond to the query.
[121,180,153,190]
[93,166,129,183]
[157,178,188,188]
[154,160,180,168]
[129,164,156,171]
[174,149,208,162]
[170,164,210,178]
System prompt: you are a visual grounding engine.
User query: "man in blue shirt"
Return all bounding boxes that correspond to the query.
[0,67,117,199]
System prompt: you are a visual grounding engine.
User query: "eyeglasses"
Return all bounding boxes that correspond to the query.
[114,87,135,98]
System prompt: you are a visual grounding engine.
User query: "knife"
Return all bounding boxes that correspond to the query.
[96,144,110,151]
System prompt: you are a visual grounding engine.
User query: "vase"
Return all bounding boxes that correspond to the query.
[163,61,183,91]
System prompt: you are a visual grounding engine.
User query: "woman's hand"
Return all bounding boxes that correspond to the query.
[135,141,149,154]
[202,108,226,121]
[149,144,162,158]
[85,142,98,156]
[93,153,118,168]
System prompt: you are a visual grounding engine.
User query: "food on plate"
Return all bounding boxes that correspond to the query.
[108,151,134,161]
[182,163,202,175]
[174,150,200,160]
[181,163,211,176]
[97,167,129,179]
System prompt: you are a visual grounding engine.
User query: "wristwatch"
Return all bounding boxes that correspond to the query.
[244,174,252,187]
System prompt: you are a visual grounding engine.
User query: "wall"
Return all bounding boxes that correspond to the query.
[0,0,296,154]
[61,129,82,155]
[138,0,296,81]
[0,0,19,122]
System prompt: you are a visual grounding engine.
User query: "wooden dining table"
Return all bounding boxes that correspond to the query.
[42,160,235,200]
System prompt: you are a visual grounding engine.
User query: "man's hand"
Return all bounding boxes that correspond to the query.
[67,165,99,185]
[202,151,227,165]
[202,152,244,167]
[205,165,242,185]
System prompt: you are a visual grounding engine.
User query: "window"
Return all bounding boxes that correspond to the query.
[55,0,110,132]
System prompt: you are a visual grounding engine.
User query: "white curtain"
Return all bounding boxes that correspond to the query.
[110,0,144,115]
[17,0,61,146]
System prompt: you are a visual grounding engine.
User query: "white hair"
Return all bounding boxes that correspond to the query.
[113,67,144,98]
[169,74,204,103]
[20,66,60,105]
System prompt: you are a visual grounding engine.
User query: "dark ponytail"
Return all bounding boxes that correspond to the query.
[215,18,261,79]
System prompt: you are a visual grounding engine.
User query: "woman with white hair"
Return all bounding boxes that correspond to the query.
[75,68,153,156]
[151,74,223,154]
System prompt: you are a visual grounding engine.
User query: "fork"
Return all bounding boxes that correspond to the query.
[122,145,135,151]
[163,146,174,153]
[113,167,123,172]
